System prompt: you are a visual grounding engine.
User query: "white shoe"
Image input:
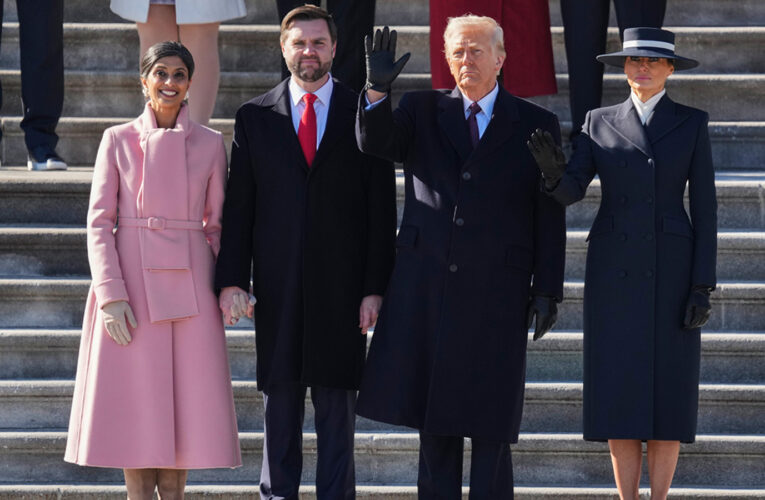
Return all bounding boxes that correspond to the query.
[27,147,67,171]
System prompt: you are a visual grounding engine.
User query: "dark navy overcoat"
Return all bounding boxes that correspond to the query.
[215,79,397,393]
[355,87,566,442]
[551,94,717,442]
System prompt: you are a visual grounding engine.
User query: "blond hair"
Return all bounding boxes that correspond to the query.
[443,14,506,57]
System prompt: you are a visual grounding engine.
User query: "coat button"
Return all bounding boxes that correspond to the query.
[646,270,654,278]
[620,233,627,241]
[455,218,465,226]
[462,172,472,181]
[648,159,654,166]
[449,264,458,272]
[646,197,654,204]
[644,233,654,241]
[618,270,627,278]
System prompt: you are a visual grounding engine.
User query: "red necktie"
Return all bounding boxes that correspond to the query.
[298,93,318,166]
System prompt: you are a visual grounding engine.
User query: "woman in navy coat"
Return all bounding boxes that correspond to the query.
[528,28,717,500]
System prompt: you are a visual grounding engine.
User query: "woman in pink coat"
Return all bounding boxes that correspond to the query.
[65,41,241,499]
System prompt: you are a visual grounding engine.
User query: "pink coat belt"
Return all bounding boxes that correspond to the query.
[118,216,203,231]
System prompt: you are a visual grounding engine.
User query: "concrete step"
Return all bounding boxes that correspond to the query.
[3,169,765,230]
[1,69,763,122]
[3,224,764,283]
[3,379,763,435]
[0,276,763,330]
[2,0,759,26]
[3,24,763,76]
[3,116,763,171]
[2,486,765,500]
[3,329,763,384]
[0,431,763,487]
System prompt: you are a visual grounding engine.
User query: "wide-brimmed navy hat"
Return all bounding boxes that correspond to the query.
[596,27,699,70]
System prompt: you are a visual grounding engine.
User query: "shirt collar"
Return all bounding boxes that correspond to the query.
[289,74,334,107]
[460,83,499,118]
[630,88,665,123]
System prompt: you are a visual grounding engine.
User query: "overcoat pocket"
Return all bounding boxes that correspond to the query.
[662,215,694,239]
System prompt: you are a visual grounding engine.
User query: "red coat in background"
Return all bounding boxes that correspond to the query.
[429,0,557,97]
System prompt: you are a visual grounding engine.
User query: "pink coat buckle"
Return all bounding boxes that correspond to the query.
[147,216,165,230]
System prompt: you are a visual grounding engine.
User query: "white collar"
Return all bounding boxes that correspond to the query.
[460,83,499,118]
[630,89,666,124]
[289,74,334,107]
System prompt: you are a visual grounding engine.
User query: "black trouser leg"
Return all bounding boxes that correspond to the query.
[311,386,356,500]
[467,438,514,500]
[560,0,610,141]
[16,0,64,152]
[260,383,306,500]
[325,0,376,93]
[417,431,464,500]
[612,0,667,37]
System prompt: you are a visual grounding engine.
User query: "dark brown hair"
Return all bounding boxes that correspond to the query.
[140,41,195,80]
[279,4,337,45]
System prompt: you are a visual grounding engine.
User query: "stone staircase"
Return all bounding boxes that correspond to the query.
[0,0,764,497]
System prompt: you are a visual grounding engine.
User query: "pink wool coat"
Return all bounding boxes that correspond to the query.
[65,103,241,469]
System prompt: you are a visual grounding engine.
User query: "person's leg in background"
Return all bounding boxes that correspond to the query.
[326,0,376,93]
[178,22,221,125]
[560,0,610,143]
[17,0,66,170]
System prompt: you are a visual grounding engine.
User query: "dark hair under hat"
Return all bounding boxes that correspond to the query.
[596,27,699,71]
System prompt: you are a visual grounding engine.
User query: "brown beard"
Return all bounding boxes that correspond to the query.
[290,57,332,82]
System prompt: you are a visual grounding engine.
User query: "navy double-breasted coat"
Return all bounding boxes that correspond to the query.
[551,94,717,442]
[355,87,566,442]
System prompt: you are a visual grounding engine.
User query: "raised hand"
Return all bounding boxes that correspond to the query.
[364,26,411,93]
[527,128,567,188]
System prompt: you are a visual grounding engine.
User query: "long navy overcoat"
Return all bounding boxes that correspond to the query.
[551,94,717,442]
[355,87,566,443]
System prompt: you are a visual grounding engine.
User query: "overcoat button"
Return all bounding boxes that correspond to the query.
[646,197,654,204]
[648,159,654,166]
[618,270,627,278]
[449,264,458,272]
[462,172,472,181]
[646,270,654,278]
[455,218,465,226]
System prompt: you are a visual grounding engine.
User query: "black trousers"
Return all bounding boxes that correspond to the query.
[418,431,514,500]
[0,0,64,152]
[561,0,666,141]
[276,0,376,93]
[259,383,356,500]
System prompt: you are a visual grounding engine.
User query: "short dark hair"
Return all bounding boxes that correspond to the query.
[140,41,195,80]
[280,4,337,45]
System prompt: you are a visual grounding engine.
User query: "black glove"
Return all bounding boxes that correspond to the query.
[364,26,411,93]
[683,286,712,330]
[527,128,567,189]
[527,295,558,341]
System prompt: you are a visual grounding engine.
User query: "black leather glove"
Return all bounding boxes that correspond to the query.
[683,286,712,330]
[364,26,411,93]
[527,295,558,341]
[527,128,567,189]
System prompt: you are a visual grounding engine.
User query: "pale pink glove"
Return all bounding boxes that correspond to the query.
[102,300,137,346]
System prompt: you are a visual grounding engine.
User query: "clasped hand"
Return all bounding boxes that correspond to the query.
[219,286,255,326]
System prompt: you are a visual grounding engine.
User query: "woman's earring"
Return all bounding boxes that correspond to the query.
[142,85,149,98]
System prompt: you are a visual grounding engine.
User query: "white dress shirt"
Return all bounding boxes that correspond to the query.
[289,75,334,150]
[631,89,666,125]
[459,83,499,140]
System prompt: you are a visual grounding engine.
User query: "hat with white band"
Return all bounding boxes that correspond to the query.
[596,27,699,70]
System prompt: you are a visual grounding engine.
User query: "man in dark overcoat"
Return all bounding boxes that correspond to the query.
[355,16,566,498]
[214,6,396,499]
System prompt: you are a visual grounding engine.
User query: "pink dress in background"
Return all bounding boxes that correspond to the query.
[65,103,241,469]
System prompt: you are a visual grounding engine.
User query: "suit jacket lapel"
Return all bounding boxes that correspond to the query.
[468,87,518,167]
[438,87,473,166]
[603,97,653,158]
[267,79,310,171]
[645,94,691,145]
